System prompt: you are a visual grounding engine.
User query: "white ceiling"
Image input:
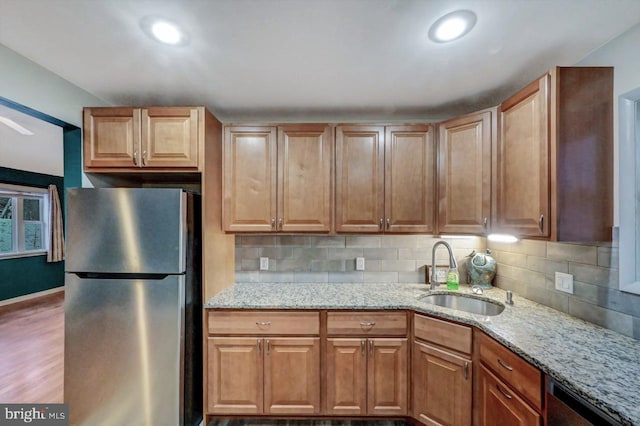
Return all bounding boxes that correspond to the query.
[1,0,639,122]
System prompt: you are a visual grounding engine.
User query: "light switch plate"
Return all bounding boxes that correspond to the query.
[356,257,365,271]
[555,272,574,294]
[260,257,269,271]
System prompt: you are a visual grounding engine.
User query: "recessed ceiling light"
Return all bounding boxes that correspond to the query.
[0,116,34,135]
[429,10,477,43]
[140,16,189,46]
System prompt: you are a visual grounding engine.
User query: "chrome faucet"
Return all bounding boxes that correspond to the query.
[430,240,457,290]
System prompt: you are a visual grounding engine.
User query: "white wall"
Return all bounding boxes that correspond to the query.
[0,45,109,127]
[0,105,64,176]
[577,22,640,225]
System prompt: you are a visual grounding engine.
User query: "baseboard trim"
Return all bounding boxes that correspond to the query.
[0,286,64,308]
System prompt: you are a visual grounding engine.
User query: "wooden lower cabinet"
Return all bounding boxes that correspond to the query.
[413,341,472,426]
[207,336,320,415]
[326,338,407,416]
[478,364,542,426]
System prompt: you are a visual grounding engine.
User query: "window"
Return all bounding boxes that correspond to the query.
[0,184,49,259]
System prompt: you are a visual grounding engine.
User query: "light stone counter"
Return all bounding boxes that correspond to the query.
[206,282,640,425]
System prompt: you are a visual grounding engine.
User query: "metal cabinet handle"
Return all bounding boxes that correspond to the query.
[464,362,469,380]
[483,217,488,230]
[271,218,276,229]
[278,218,283,230]
[497,358,513,371]
[257,339,262,355]
[141,150,147,166]
[496,384,513,400]
[386,218,390,229]
[266,339,270,355]
[133,150,138,166]
[379,218,384,230]
[538,214,544,234]
[361,339,366,356]
[360,321,376,327]
[369,340,374,355]
[256,321,271,327]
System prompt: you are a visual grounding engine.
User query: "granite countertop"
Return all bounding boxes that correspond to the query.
[205,282,640,425]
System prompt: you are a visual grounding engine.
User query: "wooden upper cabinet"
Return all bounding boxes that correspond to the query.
[278,125,332,232]
[438,109,493,235]
[141,107,199,168]
[385,125,435,233]
[495,67,613,241]
[83,107,139,168]
[335,125,385,233]
[223,126,277,232]
[335,125,435,233]
[83,106,202,171]
[496,75,550,238]
[223,124,333,233]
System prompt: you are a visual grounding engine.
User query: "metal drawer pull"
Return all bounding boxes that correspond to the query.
[379,218,384,230]
[497,384,513,400]
[142,150,147,166]
[133,150,138,166]
[360,321,376,327]
[257,340,262,355]
[464,362,469,380]
[278,218,283,230]
[266,339,270,355]
[271,218,276,229]
[256,321,271,327]
[386,218,390,229]
[483,217,488,230]
[369,340,374,355]
[361,339,366,356]
[497,358,513,371]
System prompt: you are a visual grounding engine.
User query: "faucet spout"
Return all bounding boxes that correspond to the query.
[430,240,457,290]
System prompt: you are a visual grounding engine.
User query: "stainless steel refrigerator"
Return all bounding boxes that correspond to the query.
[64,188,202,426]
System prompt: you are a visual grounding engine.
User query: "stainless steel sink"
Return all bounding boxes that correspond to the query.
[418,294,505,316]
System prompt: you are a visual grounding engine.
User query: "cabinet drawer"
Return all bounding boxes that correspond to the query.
[478,332,543,410]
[327,312,407,336]
[208,311,320,335]
[414,314,472,355]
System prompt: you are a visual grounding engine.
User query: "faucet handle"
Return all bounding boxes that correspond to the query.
[505,291,514,305]
[472,285,483,295]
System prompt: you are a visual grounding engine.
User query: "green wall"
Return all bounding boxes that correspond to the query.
[0,167,65,300]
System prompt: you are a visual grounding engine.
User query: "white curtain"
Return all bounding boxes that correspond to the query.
[47,184,65,262]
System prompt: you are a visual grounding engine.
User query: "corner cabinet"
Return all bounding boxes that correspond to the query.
[495,67,613,241]
[83,107,201,171]
[222,124,333,233]
[437,108,494,235]
[413,314,472,426]
[335,125,435,233]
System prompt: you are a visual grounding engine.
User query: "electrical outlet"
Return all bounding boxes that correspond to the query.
[356,257,365,271]
[555,272,574,294]
[260,257,269,271]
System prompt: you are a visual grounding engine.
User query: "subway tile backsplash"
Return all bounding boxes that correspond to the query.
[234,229,640,340]
[235,235,485,285]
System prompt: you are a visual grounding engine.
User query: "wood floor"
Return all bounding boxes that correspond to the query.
[0,292,64,403]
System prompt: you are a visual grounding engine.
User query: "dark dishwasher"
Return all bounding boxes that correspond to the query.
[547,379,622,425]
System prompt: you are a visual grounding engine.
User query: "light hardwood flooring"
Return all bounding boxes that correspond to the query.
[0,292,64,403]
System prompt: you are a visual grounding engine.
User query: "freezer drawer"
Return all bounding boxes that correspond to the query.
[64,274,185,425]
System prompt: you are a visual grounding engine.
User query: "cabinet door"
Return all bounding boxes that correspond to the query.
[335,126,385,233]
[264,338,320,414]
[278,125,332,232]
[223,126,277,232]
[368,338,407,416]
[478,365,542,426]
[438,111,492,235]
[207,337,263,414]
[385,125,435,233]
[141,107,199,168]
[497,75,550,237]
[326,338,367,415]
[413,341,471,426]
[83,107,139,168]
